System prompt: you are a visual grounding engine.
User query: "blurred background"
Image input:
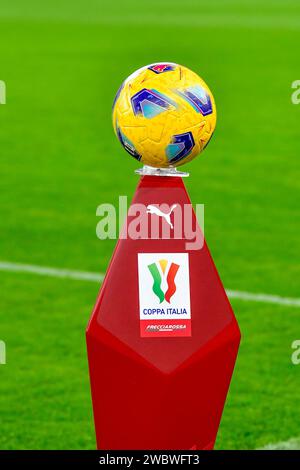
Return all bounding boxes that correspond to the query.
[0,0,300,449]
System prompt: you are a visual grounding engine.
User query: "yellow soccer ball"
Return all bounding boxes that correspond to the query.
[112,62,217,168]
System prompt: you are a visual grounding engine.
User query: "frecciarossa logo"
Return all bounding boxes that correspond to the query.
[148,259,179,303]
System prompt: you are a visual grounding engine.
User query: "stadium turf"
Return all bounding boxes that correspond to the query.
[0,0,300,449]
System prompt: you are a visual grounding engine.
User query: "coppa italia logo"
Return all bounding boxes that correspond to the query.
[148,259,179,303]
[138,253,191,338]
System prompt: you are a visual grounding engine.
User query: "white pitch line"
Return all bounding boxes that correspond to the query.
[0,260,300,308]
[226,289,300,308]
[0,261,104,283]
[259,437,300,450]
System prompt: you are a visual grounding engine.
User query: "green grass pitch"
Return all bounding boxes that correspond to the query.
[0,0,300,449]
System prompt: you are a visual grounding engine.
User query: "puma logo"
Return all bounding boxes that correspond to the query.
[146,204,177,229]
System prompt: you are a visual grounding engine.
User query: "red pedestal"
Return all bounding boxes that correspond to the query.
[86,175,240,450]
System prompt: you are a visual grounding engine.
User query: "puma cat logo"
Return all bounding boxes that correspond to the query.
[146,204,177,229]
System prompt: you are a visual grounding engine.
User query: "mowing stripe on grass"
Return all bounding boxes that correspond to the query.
[2,12,300,32]
[0,260,300,308]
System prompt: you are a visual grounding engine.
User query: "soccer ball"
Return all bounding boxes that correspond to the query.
[112,62,216,168]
